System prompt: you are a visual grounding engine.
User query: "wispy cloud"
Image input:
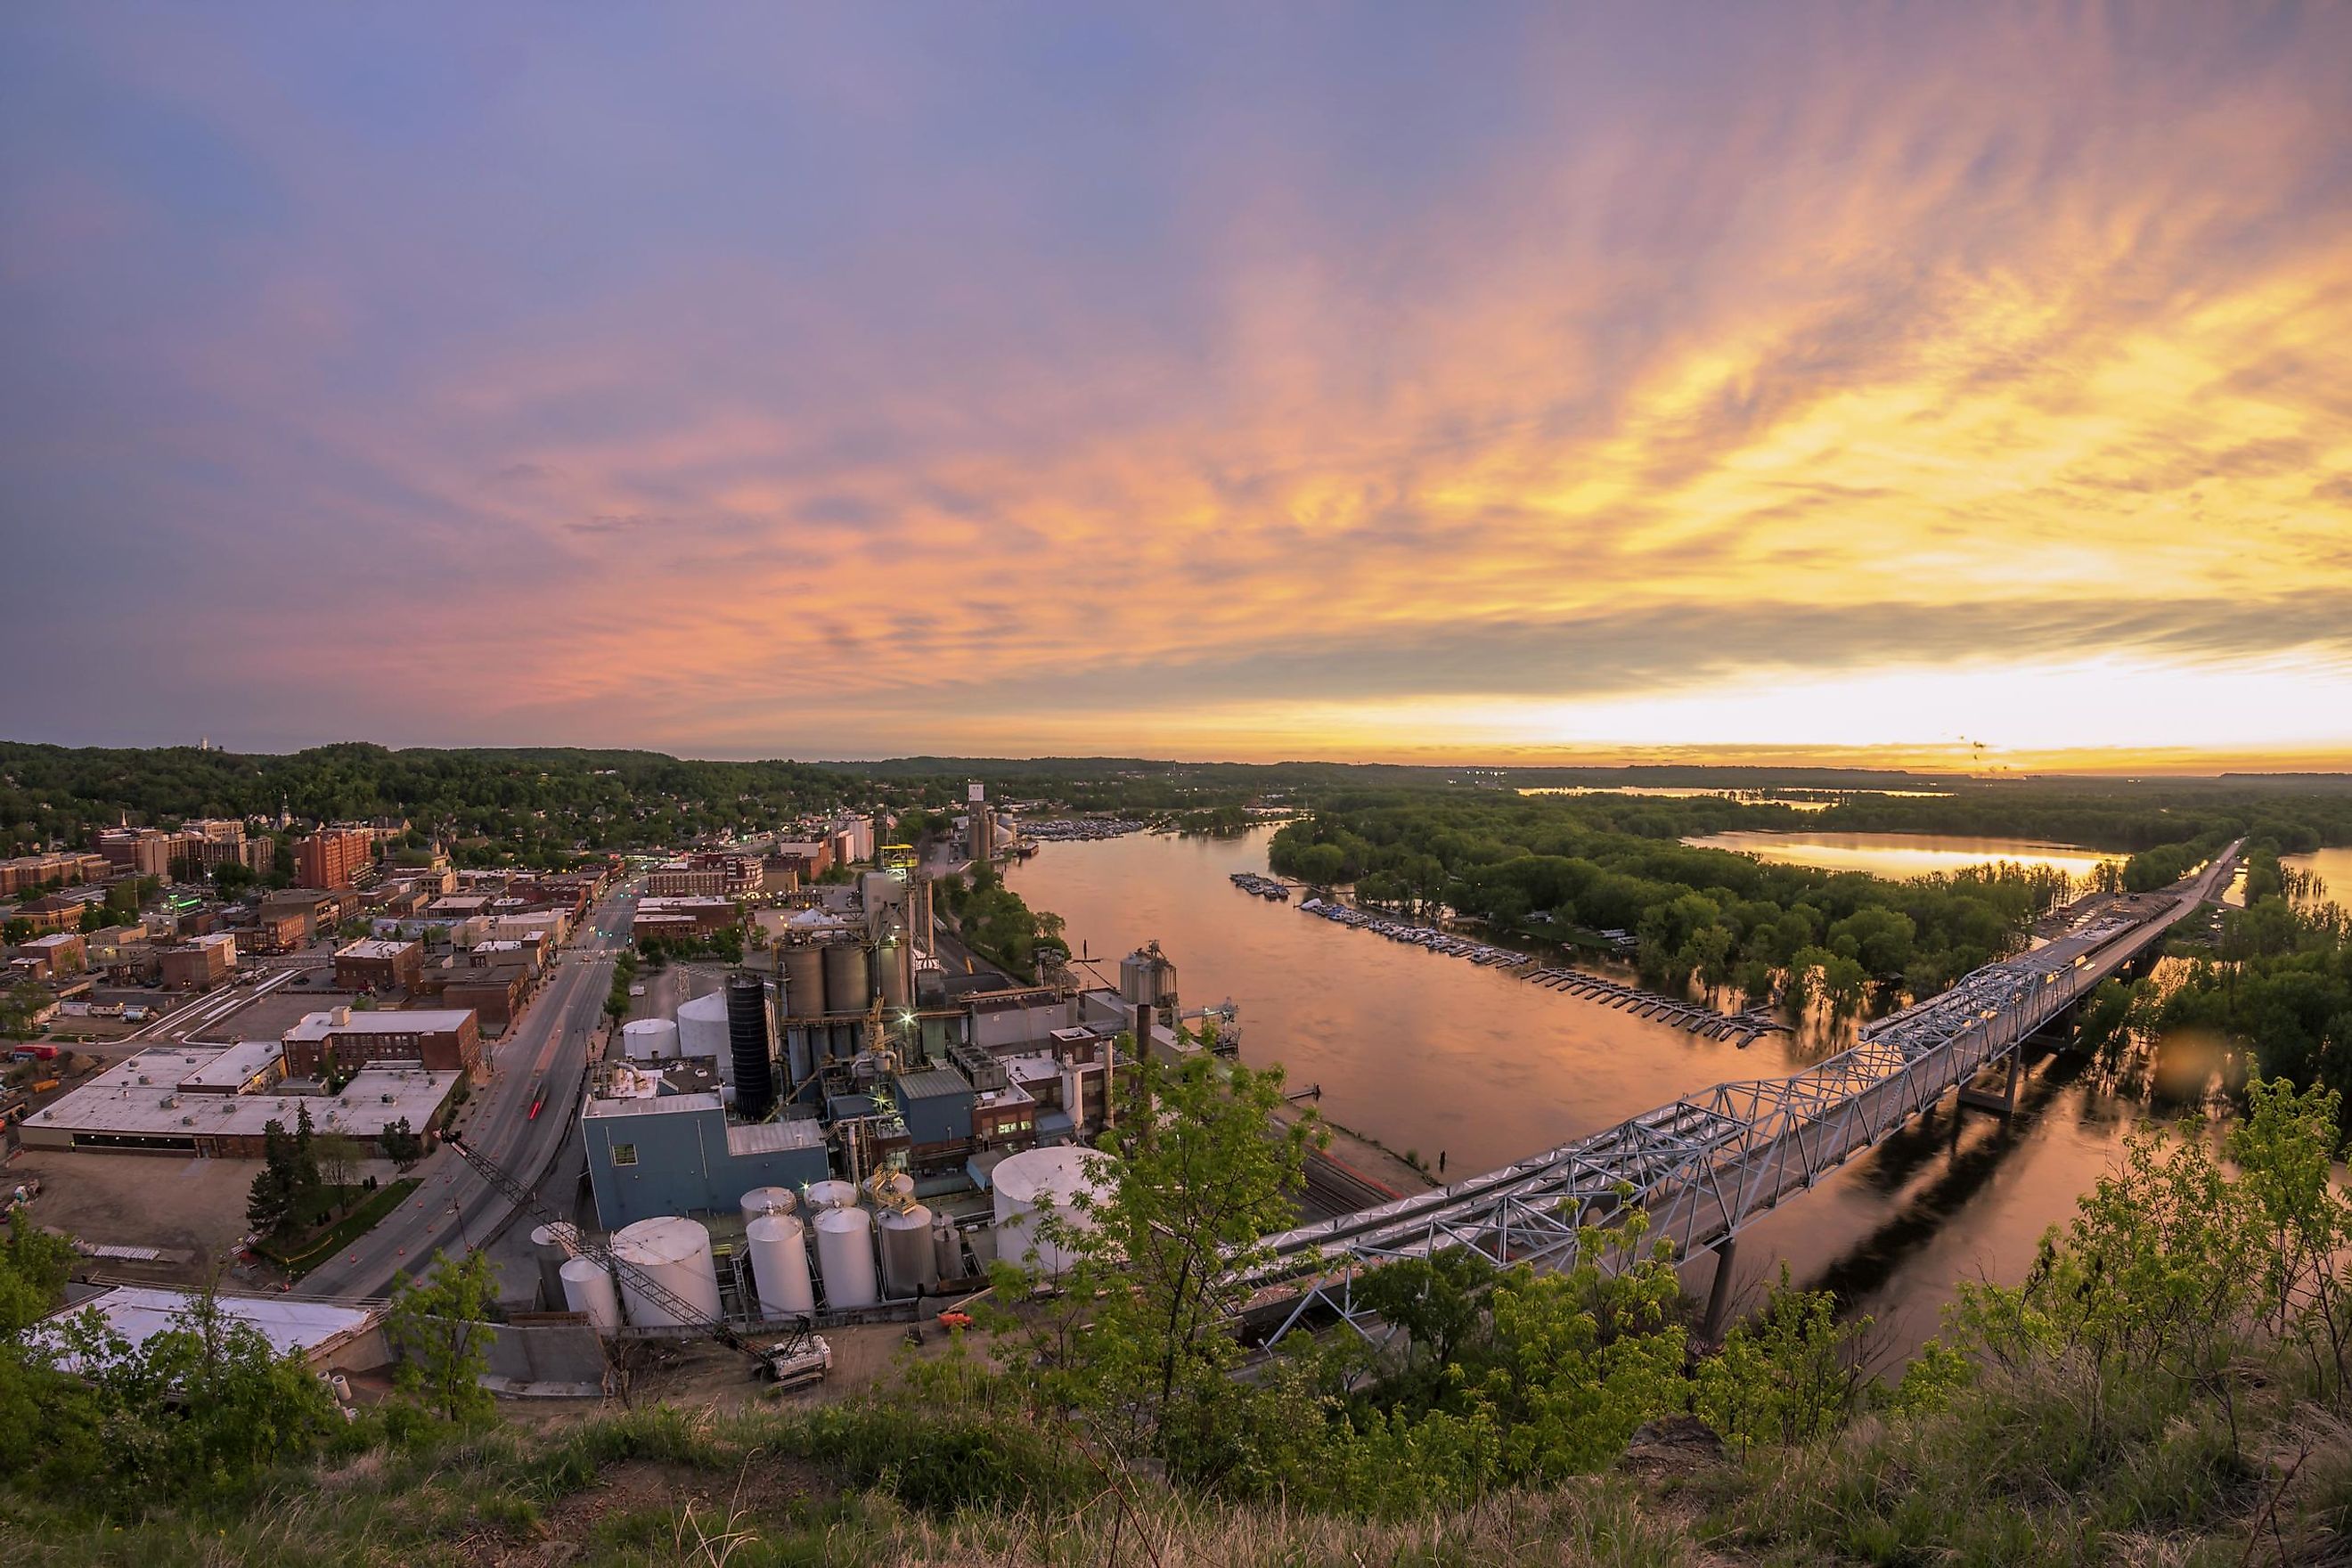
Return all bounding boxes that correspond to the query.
[1,4,2348,763]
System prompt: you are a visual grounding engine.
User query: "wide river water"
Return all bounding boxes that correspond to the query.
[1006,825,2208,1356]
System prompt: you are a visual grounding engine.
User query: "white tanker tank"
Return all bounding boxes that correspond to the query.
[930,1210,963,1280]
[878,1203,940,1297]
[620,1017,680,1063]
[739,1187,797,1224]
[813,1205,879,1308]
[677,991,732,1082]
[559,1255,622,1332]
[746,1212,816,1319]
[804,1179,857,1213]
[992,1146,1115,1277]
[609,1215,723,1328]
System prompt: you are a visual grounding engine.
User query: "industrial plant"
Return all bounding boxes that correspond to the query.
[536,804,1184,1352]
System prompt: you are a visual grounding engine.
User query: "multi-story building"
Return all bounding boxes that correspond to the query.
[16,932,87,980]
[0,852,109,896]
[97,829,176,878]
[332,938,423,992]
[646,860,726,897]
[11,894,92,935]
[281,1007,481,1077]
[159,933,238,991]
[295,829,374,891]
[248,908,312,954]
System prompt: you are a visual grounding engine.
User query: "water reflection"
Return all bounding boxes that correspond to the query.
[1679,829,2110,882]
[1006,826,2170,1351]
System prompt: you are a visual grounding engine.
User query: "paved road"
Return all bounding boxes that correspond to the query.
[298,886,637,1301]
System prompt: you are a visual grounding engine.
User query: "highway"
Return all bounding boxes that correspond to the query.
[298,884,637,1301]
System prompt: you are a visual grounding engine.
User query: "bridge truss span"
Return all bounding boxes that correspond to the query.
[1231,844,2241,1345]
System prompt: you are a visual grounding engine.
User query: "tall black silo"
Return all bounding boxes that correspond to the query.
[725,973,776,1121]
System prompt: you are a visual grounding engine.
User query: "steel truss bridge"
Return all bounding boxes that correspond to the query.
[1231,844,2241,1347]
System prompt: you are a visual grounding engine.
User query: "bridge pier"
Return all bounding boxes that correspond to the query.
[1701,1237,1740,1343]
[1956,1049,2022,1115]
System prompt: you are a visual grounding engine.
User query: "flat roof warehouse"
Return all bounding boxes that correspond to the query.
[20,1046,456,1155]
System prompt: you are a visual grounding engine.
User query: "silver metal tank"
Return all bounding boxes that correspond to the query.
[930,1210,962,1281]
[529,1221,578,1307]
[620,1017,680,1062]
[813,1206,879,1309]
[804,1179,857,1213]
[745,1212,815,1319]
[822,942,871,1017]
[877,936,911,1010]
[782,945,826,1020]
[609,1215,723,1328]
[559,1255,621,1332]
[739,1187,796,1224]
[879,1203,939,1297]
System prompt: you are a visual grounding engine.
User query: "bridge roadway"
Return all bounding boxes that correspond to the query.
[1229,845,2242,1343]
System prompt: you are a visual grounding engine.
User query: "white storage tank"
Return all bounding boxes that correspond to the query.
[813,1205,880,1309]
[746,1213,816,1319]
[609,1215,723,1328]
[931,1211,963,1281]
[739,1187,797,1224]
[677,991,733,1082]
[530,1221,579,1305]
[620,1017,680,1063]
[992,1146,1115,1277]
[804,1179,858,1213]
[879,1204,940,1297]
[559,1256,622,1332]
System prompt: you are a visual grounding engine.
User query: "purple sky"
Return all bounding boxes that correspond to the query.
[4,4,2350,766]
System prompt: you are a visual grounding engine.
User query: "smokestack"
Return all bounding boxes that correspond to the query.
[968,780,991,876]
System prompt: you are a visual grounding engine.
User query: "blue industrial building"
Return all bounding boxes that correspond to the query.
[583,1090,830,1229]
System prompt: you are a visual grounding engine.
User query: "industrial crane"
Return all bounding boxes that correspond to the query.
[441,1133,829,1386]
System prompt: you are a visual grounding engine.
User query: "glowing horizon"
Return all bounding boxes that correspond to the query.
[4,5,2349,769]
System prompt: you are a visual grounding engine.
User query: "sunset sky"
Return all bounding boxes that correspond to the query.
[4,5,2349,770]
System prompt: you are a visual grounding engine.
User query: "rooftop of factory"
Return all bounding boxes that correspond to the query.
[894,1066,976,1102]
[28,1049,455,1139]
[725,1117,826,1156]
[283,1008,475,1041]
[334,938,416,960]
[175,1037,284,1091]
[34,1286,380,1373]
[583,1089,722,1121]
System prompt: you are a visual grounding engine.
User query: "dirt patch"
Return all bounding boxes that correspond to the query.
[17,1147,263,1281]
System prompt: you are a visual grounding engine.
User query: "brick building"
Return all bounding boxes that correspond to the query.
[281,1007,481,1077]
[159,933,238,991]
[295,829,374,891]
[333,938,423,992]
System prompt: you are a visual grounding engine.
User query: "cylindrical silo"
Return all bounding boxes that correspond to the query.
[814,1205,879,1308]
[610,1216,723,1328]
[822,942,870,1017]
[677,991,731,1080]
[739,1187,796,1224]
[560,1255,622,1332]
[530,1221,578,1307]
[621,1017,680,1063]
[878,938,911,1010]
[992,1146,1115,1277]
[931,1211,962,1280]
[879,1204,939,1298]
[782,945,826,1020]
[804,1179,857,1213]
[725,975,775,1122]
[746,1213,816,1319]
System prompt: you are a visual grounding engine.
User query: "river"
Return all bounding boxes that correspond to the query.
[1005,824,2176,1356]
